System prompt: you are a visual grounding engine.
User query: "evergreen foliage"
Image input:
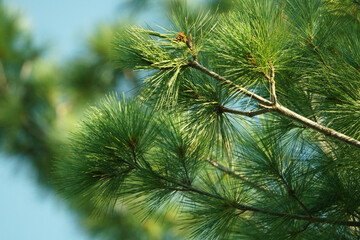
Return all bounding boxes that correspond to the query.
[56,0,360,239]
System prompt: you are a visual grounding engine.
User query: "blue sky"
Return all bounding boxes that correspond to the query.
[0,154,92,240]
[4,0,123,60]
[0,1,122,239]
[3,0,165,60]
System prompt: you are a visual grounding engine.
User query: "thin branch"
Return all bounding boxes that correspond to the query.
[184,87,271,118]
[206,159,269,193]
[188,61,273,106]
[131,150,137,165]
[225,139,233,171]
[230,201,360,227]
[179,148,192,185]
[156,172,360,227]
[236,210,247,216]
[278,175,312,217]
[168,187,189,192]
[290,222,311,237]
[220,106,272,117]
[268,63,277,105]
[183,164,192,185]
[189,61,360,149]
[273,104,360,148]
[208,159,311,217]
[207,159,244,178]
[290,192,312,217]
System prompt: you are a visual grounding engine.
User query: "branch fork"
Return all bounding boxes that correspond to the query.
[186,60,360,149]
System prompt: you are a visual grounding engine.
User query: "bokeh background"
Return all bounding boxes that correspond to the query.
[0,1,230,239]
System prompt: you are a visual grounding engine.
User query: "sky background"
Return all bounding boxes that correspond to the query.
[4,0,122,60]
[0,1,123,239]
[0,154,91,240]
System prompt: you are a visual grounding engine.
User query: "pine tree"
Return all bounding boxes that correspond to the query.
[56,0,360,239]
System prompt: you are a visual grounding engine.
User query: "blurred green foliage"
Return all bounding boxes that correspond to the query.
[0,2,57,180]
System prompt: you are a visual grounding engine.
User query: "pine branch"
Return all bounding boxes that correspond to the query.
[206,159,269,193]
[188,61,360,149]
[289,222,311,237]
[154,169,360,227]
[180,154,192,186]
[219,106,271,117]
[268,63,277,105]
[183,86,271,117]
[208,159,311,217]
[231,201,359,227]
[207,159,246,179]
[188,61,273,106]
[273,105,360,148]
[278,174,312,217]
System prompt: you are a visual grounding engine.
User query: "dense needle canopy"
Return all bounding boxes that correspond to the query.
[56,0,360,239]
